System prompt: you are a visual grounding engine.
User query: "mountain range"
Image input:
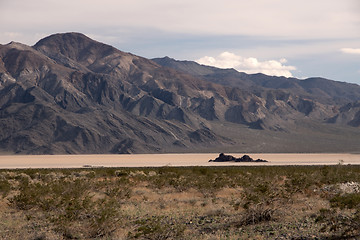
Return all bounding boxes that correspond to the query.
[1,32,360,154]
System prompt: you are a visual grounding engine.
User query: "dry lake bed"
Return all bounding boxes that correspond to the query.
[0,153,359,168]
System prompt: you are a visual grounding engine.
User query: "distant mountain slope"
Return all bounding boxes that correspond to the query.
[327,101,360,127]
[0,33,360,154]
[152,57,360,105]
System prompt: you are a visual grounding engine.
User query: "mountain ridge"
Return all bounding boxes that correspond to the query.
[152,56,360,105]
[1,32,360,154]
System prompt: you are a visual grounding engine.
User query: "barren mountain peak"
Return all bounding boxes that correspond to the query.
[34,32,93,46]
[33,32,119,63]
[5,41,32,50]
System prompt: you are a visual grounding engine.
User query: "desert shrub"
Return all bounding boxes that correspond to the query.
[9,177,89,212]
[7,170,123,238]
[89,198,121,238]
[241,204,277,225]
[318,165,360,185]
[254,183,269,194]
[114,169,128,177]
[242,180,284,210]
[128,216,185,239]
[104,184,132,199]
[243,192,260,209]
[315,208,360,238]
[191,166,212,176]
[8,179,45,210]
[96,168,117,177]
[284,172,312,194]
[85,170,96,178]
[57,195,93,222]
[0,179,11,197]
[330,193,360,209]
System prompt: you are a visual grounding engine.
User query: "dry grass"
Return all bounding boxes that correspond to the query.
[0,165,359,239]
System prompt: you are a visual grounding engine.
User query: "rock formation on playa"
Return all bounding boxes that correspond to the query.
[209,153,268,162]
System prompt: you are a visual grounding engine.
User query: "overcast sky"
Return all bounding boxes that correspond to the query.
[1,0,359,83]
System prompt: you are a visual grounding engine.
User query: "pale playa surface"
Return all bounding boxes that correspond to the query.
[0,153,359,169]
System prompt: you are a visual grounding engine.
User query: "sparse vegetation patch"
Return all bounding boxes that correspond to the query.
[0,165,359,239]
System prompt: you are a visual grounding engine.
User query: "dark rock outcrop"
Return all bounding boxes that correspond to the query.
[209,153,268,163]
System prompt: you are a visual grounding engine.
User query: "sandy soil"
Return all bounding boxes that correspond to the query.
[0,153,359,168]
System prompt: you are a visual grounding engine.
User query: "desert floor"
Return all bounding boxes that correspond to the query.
[0,165,360,239]
[0,153,359,168]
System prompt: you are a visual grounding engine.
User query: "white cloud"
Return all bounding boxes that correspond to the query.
[340,48,360,54]
[196,52,296,77]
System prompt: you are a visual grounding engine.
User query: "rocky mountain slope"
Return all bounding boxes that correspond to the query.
[1,32,360,154]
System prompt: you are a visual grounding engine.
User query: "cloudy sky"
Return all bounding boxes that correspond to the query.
[1,0,359,84]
